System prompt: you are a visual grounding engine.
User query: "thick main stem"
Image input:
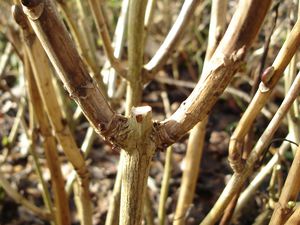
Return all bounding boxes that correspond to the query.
[119,0,151,224]
[121,143,155,225]
[120,107,156,225]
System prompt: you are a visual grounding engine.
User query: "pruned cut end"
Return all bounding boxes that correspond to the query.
[131,106,152,116]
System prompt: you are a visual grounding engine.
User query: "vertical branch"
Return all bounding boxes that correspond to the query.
[119,2,154,225]
[158,90,173,225]
[174,1,227,224]
[120,106,156,225]
[125,0,148,112]
[24,56,56,225]
[87,0,127,78]
[14,4,93,224]
[158,146,172,225]
[24,51,71,225]
[105,163,123,225]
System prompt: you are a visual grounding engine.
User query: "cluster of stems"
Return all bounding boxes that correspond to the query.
[1,0,300,225]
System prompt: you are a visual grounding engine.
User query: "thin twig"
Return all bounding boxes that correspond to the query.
[0,43,13,77]
[228,18,300,173]
[102,0,129,98]
[143,0,202,83]
[233,134,291,218]
[158,90,173,225]
[0,170,52,220]
[200,70,300,225]
[269,132,300,222]
[87,0,127,79]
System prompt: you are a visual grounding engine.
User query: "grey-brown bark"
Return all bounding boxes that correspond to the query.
[155,0,272,150]
[18,1,272,225]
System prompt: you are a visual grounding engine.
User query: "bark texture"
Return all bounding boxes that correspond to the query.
[155,0,272,150]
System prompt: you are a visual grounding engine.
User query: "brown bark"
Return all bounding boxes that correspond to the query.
[16,1,275,225]
[120,106,156,225]
[156,0,272,149]
[229,18,300,173]
[20,0,129,149]
[142,0,202,83]
[24,54,71,225]
[14,5,92,224]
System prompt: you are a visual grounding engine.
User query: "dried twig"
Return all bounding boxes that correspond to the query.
[0,170,52,220]
[156,0,271,150]
[174,1,227,223]
[269,144,300,224]
[200,70,300,225]
[24,51,71,225]
[143,0,202,83]
[14,5,92,224]
[228,18,300,173]
[87,0,127,79]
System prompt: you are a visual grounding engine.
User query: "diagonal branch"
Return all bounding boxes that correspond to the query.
[20,0,128,148]
[174,0,227,224]
[285,204,300,225]
[200,69,300,225]
[269,143,300,224]
[155,0,272,149]
[142,0,202,83]
[87,0,127,79]
[0,170,52,221]
[229,18,300,173]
